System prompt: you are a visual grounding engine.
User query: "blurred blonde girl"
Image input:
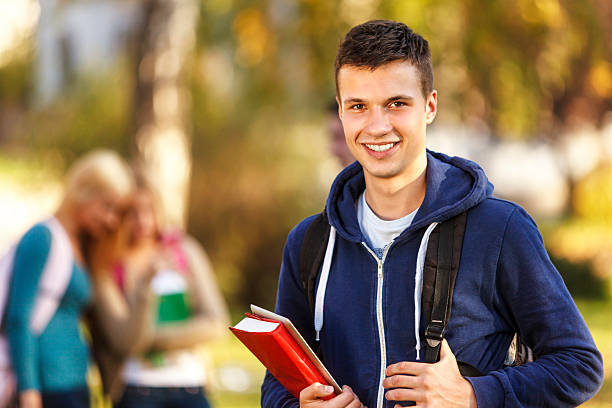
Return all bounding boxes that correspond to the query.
[5,150,133,408]
[90,176,229,408]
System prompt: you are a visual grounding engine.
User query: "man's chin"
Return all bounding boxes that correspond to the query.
[363,166,402,180]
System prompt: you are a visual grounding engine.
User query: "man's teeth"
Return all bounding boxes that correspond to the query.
[366,143,395,152]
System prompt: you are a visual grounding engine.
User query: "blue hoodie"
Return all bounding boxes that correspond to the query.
[261,151,603,408]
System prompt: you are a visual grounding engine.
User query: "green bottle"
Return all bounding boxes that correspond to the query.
[151,269,191,324]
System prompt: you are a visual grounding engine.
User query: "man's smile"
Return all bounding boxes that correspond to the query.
[364,142,398,152]
[362,142,400,158]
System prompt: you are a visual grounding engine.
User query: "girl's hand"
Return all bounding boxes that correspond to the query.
[20,390,42,408]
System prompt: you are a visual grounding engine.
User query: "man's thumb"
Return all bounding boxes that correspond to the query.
[439,339,456,361]
[300,382,334,401]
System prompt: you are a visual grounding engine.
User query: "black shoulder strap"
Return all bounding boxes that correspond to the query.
[297,209,480,374]
[299,210,330,314]
[423,212,467,364]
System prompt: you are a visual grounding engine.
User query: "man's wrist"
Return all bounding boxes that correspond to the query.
[461,377,477,408]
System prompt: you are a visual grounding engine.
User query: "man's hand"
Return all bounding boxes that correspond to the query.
[300,383,367,408]
[383,340,477,408]
[20,390,42,408]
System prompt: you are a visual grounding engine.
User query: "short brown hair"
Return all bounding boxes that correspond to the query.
[334,20,433,99]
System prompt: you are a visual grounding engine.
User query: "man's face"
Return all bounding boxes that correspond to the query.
[337,60,436,183]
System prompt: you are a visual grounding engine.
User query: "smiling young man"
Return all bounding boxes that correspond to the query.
[261,20,603,408]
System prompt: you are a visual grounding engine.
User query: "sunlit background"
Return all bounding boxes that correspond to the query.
[0,0,611,407]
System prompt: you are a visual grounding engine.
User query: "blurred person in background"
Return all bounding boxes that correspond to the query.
[326,99,354,168]
[89,175,229,408]
[5,150,134,408]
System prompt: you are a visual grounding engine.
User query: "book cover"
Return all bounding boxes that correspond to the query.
[229,305,341,400]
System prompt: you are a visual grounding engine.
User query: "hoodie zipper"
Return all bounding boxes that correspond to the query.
[362,241,393,408]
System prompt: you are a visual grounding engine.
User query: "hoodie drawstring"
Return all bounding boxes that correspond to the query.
[314,226,336,341]
[313,221,438,361]
[414,222,439,360]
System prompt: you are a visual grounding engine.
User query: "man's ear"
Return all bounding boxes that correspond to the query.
[426,90,437,125]
[336,96,343,120]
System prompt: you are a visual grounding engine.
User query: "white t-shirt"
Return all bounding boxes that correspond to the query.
[357,191,418,252]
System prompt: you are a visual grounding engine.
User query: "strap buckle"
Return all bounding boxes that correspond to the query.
[425,320,445,347]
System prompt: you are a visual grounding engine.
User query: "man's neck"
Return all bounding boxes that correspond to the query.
[363,158,427,221]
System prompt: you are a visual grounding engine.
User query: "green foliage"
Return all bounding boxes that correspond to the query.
[0,52,33,106]
[550,253,609,300]
[2,0,612,311]
[196,0,612,138]
[7,66,133,164]
[188,111,333,311]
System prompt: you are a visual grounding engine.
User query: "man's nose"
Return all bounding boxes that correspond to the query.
[364,107,392,137]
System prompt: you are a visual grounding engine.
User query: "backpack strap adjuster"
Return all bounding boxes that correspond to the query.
[425,320,445,347]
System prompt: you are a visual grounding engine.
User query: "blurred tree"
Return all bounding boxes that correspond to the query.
[132,0,200,228]
[2,0,612,309]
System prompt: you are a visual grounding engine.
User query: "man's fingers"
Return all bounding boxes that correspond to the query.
[385,387,423,402]
[386,361,427,376]
[341,386,365,408]
[299,382,334,401]
[382,374,423,390]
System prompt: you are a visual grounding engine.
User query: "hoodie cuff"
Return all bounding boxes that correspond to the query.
[466,374,505,407]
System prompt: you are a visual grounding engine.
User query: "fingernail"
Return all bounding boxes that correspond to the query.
[323,385,333,393]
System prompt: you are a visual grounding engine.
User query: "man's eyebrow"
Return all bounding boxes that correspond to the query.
[342,95,415,105]
[342,97,365,105]
[386,95,414,103]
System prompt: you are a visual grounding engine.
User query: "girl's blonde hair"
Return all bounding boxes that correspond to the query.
[62,149,134,207]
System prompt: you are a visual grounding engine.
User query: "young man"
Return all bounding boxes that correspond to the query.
[261,20,603,408]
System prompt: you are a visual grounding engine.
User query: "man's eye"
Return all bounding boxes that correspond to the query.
[350,104,365,110]
[390,101,406,108]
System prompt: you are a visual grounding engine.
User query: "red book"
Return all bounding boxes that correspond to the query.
[229,305,341,400]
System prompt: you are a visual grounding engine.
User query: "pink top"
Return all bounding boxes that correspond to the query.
[113,231,189,292]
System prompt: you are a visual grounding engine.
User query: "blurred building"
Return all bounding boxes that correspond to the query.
[428,120,612,218]
[36,0,142,106]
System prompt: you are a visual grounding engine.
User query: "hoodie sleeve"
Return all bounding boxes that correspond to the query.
[6,225,52,392]
[261,218,318,408]
[467,207,603,407]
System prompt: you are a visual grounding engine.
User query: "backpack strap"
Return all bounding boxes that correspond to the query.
[299,211,330,314]
[0,245,18,330]
[423,212,467,364]
[30,218,74,334]
[298,209,486,375]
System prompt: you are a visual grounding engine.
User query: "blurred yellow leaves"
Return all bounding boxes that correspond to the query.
[519,0,564,27]
[590,61,612,98]
[574,163,612,220]
[233,8,275,66]
[340,0,378,26]
[548,163,612,277]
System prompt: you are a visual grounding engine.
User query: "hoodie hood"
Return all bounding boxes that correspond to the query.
[325,150,494,243]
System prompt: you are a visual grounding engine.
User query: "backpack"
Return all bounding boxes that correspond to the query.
[0,218,74,407]
[299,210,532,377]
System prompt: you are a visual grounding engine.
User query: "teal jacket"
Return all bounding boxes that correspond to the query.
[6,223,92,392]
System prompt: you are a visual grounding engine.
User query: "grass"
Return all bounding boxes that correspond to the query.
[88,299,611,407]
[577,299,612,407]
[206,300,612,408]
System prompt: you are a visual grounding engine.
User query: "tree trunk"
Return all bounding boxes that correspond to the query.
[132,0,199,228]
